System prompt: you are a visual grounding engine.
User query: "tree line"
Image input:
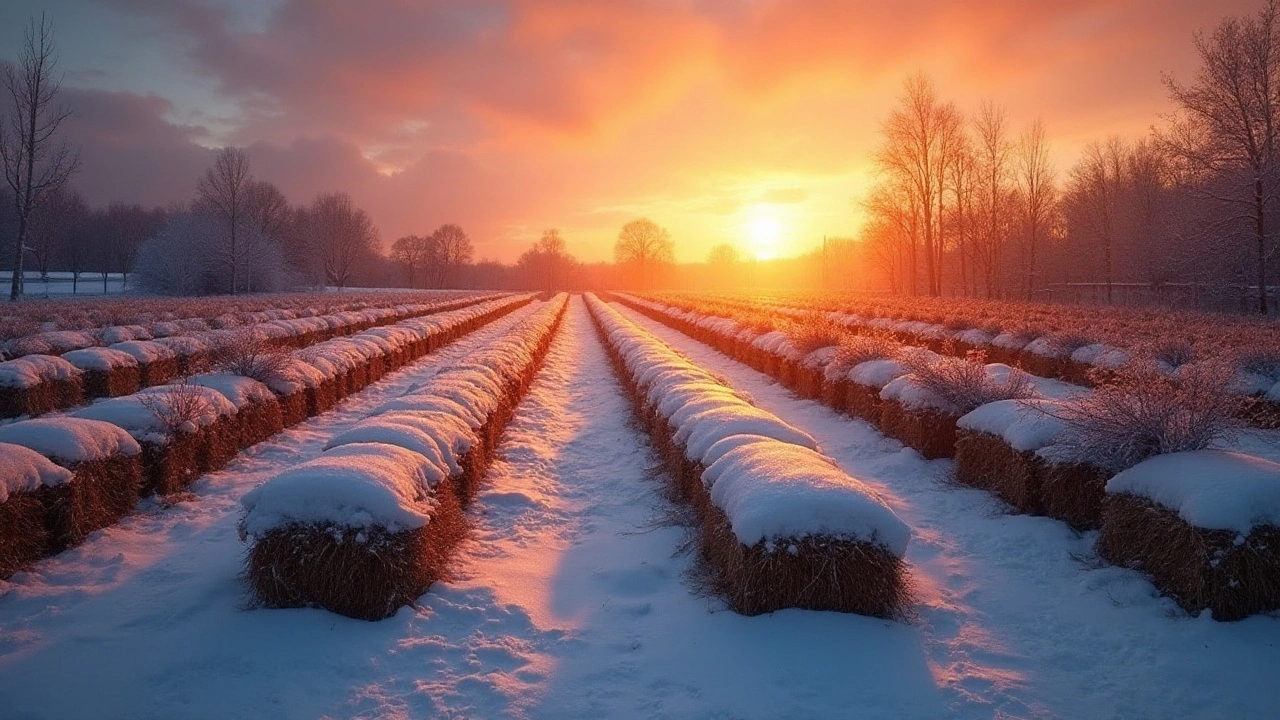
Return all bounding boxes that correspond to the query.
[863,0,1280,314]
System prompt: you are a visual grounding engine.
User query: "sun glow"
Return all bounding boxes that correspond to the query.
[743,204,785,260]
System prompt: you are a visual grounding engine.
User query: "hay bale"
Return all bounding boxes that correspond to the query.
[276,389,309,427]
[189,374,284,449]
[138,432,205,495]
[111,341,178,387]
[954,429,1042,513]
[1238,396,1280,429]
[72,383,237,495]
[845,382,884,424]
[0,355,82,417]
[1038,459,1111,530]
[0,418,144,549]
[0,443,72,578]
[241,443,462,620]
[1100,493,1280,621]
[698,500,908,617]
[880,400,958,460]
[0,488,49,579]
[1097,450,1280,620]
[63,347,141,399]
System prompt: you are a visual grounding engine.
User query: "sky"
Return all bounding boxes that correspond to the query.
[0,0,1261,264]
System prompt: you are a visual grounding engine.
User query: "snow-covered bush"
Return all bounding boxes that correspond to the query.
[133,212,291,296]
[139,378,217,436]
[1046,359,1239,472]
[212,328,293,385]
[901,349,1036,415]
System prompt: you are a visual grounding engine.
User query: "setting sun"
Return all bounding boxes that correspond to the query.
[743,204,785,260]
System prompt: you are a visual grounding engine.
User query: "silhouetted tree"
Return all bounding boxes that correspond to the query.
[0,14,78,300]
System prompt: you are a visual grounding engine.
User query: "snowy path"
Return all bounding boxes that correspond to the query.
[611,301,1280,720]
[2,296,1277,719]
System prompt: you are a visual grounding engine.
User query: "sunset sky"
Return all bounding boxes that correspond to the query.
[0,0,1259,263]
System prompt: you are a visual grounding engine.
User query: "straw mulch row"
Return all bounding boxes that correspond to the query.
[588,297,909,619]
[618,295,1280,621]
[0,294,509,420]
[613,296,961,461]
[0,296,533,580]
[246,297,568,620]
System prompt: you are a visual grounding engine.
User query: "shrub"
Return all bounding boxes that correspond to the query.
[902,349,1036,414]
[835,333,897,367]
[786,313,846,355]
[213,329,293,385]
[140,378,216,436]
[1238,350,1280,383]
[1045,359,1239,473]
[1153,341,1196,369]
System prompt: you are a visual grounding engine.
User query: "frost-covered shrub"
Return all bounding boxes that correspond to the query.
[139,378,216,436]
[213,329,293,385]
[786,313,846,355]
[1238,350,1280,383]
[1152,341,1196,369]
[1046,360,1238,473]
[835,333,897,367]
[133,212,292,296]
[901,349,1036,415]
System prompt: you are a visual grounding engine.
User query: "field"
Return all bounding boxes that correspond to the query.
[1,292,1278,719]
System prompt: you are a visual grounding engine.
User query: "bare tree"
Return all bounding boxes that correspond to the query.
[876,73,960,296]
[195,147,252,294]
[516,228,575,291]
[614,218,674,289]
[707,243,741,266]
[0,14,79,301]
[430,223,473,288]
[1068,137,1128,302]
[1163,0,1280,313]
[972,100,1015,299]
[25,185,82,284]
[1017,118,1056,300]
[389,234,429,288]
[306,192,378,289]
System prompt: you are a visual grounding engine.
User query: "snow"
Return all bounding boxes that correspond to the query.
[73,384,237,441]
[675,405,817,462]
[61,347,139,371]
[702,441,911,555]
[0,354,81,388]
[239,443,437,537]
[109,340,177,364]
[957,399,1068,451]
[881,373,958,413]
[0,441,73,500]
[188,373,275,409]
[324,419,451,484]
[0,417,141,463]
[1,297,1278,720]
[848,357,909,388]
[1106,450,1280,533]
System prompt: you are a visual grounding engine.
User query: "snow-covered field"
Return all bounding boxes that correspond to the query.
[0,272,127,297]
[1,296,1278,719]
